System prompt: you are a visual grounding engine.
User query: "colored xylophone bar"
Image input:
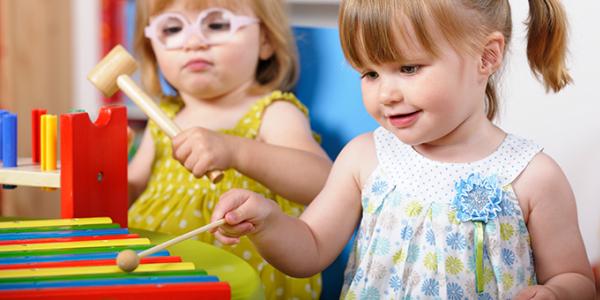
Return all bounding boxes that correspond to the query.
[0,217,230,299]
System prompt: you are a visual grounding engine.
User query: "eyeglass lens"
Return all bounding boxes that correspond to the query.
[155,10,235,48]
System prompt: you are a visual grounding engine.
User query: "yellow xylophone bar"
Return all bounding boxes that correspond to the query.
[0,217,112,229]
[0,262,196,279]
[0,238,150,252]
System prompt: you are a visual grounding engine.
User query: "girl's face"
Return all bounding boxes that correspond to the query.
[358,25,489,147]
[149,1,269,100]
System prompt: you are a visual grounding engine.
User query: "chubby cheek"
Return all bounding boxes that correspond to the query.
[419,79,456,113]
[154,50,181,85]
[361,85,385,124]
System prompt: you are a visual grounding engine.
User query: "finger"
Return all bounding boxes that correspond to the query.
[213,230,240,245]
[192,157,211,178]
[219,222,255,237]
[212,189,253,225]
[183,149,200,172]
[173,140,191,162]
[171,127,193,147]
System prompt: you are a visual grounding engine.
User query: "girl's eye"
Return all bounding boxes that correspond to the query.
[162,25,183,35]
[206,21,231,31]
[361,71,379,80]
[400,65,420,74]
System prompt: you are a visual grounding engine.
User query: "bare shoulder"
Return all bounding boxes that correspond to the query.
[257,100,314,144]
[260,100,310,131]
[513,151,574,221]
[335,133,378,189]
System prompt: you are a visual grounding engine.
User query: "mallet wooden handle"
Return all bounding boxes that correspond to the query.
[117,75,224,183]
[138,219,226,258]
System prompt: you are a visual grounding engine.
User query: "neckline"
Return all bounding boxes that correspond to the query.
[402,132,511,168]
[165,91,282,134]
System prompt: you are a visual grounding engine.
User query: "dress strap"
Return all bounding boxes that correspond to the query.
[148,96,183,141]
[231,90,310,139]
[495,134,543,185]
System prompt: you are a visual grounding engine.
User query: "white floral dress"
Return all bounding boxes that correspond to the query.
[341,127,542,299]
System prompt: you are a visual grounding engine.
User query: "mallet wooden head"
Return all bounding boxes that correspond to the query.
[87,44,138,97]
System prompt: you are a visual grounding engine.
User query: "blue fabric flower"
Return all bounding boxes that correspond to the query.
[452,173,503,223]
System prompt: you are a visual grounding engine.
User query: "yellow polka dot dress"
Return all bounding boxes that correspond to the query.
[128,91,322,299]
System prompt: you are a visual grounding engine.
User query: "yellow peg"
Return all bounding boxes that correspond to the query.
[44,115,57,171]
[40,115,47,170]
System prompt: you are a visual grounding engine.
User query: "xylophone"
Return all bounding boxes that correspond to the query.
[0,217,230,299]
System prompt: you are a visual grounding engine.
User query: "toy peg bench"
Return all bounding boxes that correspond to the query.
[0,106,128,227]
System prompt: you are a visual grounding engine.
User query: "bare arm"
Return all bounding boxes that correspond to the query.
[127,126,155,204]
[213,133,376,276]
[236,101,331,204]
[173,101,332,205]
[514,153,595,299]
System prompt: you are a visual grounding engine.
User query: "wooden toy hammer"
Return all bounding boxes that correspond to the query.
[87,45,224,183]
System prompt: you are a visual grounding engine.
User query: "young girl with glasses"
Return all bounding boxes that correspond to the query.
[210,0,595,298]
[128,1,331,298]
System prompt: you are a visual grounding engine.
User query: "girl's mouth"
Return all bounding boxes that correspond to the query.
[184,59,212,71]
[388,111,421,128]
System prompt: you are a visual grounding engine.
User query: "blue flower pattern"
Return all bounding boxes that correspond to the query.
[421,279,440,296]
[341,129,540,299]
[446,232,467,251]
[447,282,464,300]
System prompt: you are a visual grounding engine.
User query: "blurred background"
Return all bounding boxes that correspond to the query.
[0,0,598,272]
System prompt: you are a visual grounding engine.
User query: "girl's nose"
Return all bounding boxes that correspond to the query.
[378,77,403,105]
[182,31,209,50]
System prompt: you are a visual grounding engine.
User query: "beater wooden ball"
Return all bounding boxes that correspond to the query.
[116,249,140,272]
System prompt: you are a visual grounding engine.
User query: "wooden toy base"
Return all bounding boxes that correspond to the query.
[0,158,60,188]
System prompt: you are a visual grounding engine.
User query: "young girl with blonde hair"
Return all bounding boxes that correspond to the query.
[211,0,595,298]
[128,0,331,298]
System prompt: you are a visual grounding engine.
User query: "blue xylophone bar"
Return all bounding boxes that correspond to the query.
[0,250,171,265]
[0,275,219,290]
[0,228,130,240]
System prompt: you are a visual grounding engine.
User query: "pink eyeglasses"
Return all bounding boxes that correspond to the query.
[145,8,259,49]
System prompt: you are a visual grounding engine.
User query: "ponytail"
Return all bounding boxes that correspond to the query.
[526,0,572,92]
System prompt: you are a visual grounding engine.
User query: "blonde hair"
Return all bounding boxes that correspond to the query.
[135,0,299,98]
[339,0,571,120]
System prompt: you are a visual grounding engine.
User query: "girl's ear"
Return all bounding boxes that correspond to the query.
[259,29,274,60]
[479,32,505,75]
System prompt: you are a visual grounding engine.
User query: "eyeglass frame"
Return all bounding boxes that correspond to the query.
[144,7,260,49]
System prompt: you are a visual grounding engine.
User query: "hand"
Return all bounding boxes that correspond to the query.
[172,127,235,178]
[515,285,558,300]
[211,189,280,245]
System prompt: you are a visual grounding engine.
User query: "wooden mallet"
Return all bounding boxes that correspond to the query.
[116,218,226,272]
[87,44,224,183]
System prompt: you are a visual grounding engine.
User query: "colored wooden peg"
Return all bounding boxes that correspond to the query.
[0,110,9,161]
[41,114,47,170]
[1,113,17,168]
[31,109,47,163]
[41,115,57,171]
[1,113,18,189]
